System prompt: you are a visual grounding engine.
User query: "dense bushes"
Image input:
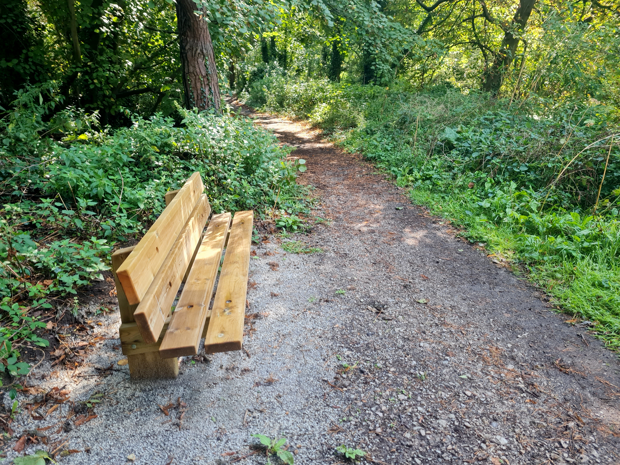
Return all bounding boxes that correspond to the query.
[246,77,620,350]
[0,84,304,378]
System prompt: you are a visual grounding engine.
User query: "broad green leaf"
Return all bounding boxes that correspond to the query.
[274,437,287,450]
[277,450,295,465]
[252,434,272,447]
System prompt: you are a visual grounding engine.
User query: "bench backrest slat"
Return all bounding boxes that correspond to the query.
[133,194,211,344]
[117,172,205,305]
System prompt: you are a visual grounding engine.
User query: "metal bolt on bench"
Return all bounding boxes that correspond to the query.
[110,172,253,379]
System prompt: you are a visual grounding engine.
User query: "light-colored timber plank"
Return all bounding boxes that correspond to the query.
[133,194,210,344]
[112,246,178,377]
[165,189,180,206]
[159,213,232,358]
[128,353,178,378]
[119,318,171,355]
[121,332,164,356]
[117,172,206,305]
[201,310,212,338]
[204,211,253,354]
[111,246,137,323]
[182,232,203,284]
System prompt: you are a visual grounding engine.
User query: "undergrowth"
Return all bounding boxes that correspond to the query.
[0,83,307,381]
[246,76,620,351]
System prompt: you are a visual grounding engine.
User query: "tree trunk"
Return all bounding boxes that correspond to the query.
[328,40,343,82]
[482,0,536,95]
[176,0,220,112]
[67,0,81,62]
[228,60,236,92]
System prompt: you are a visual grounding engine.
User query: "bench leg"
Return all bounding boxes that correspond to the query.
[112,247,179,379]
[128,353,179,379]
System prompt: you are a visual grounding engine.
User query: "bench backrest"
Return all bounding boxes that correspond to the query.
[116,172,211,344]
[117,172,206,305]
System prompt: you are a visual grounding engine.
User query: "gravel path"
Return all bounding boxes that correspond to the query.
[3,111,619,465]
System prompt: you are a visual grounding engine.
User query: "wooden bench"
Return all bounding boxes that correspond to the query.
[110,172,253,379]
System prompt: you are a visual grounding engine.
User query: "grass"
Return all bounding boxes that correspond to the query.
[281,240,322,254]
[248,76,620,352]
[410,187,620,351]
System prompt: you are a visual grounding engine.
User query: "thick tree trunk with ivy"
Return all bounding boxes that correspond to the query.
[176,0,220,112]
[482,0,536,95]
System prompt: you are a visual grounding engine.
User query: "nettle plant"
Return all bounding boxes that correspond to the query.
[335,445,366,461]
[252,434,295,465]
[0,300,50,378]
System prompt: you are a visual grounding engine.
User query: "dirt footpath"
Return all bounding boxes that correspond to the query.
[3,111,619,465]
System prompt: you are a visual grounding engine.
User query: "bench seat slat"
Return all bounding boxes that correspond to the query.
[117,172,205,305]
[133,194,210,344]
[159,213,232,359]
[204,211,253,354]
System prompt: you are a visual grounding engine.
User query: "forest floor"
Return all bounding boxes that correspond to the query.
[3,109,620,465]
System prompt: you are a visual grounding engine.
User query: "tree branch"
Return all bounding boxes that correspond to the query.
[471,8,489,62]
[416,0,452,13]
[477,0,499,26]
[590,0,620,16]
[144,25,178,34]
[116,87,157,98]
[416,0,459,34]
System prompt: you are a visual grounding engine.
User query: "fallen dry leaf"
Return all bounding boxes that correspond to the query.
[268,261,279,271]
[74,414,97,427]
[13,435,27,452]
[46,404,60,417]
[159,402,175,416]
[117,358,128,366]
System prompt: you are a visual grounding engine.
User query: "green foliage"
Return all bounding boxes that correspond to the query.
[296,159,307,173]
[13,450,56,465]
[251,434,295,465]
[254,76,620,350]
[0,84,306,379]
[1,215,111,300]
[0,300,50,377]
[275,212,303,231]
[281,241,322,254]
[335,444,366,460]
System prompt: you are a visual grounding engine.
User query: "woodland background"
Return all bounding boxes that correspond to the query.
[1,0,619,382]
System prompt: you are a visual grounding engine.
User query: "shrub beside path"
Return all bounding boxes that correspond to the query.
[4,110,619,465]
